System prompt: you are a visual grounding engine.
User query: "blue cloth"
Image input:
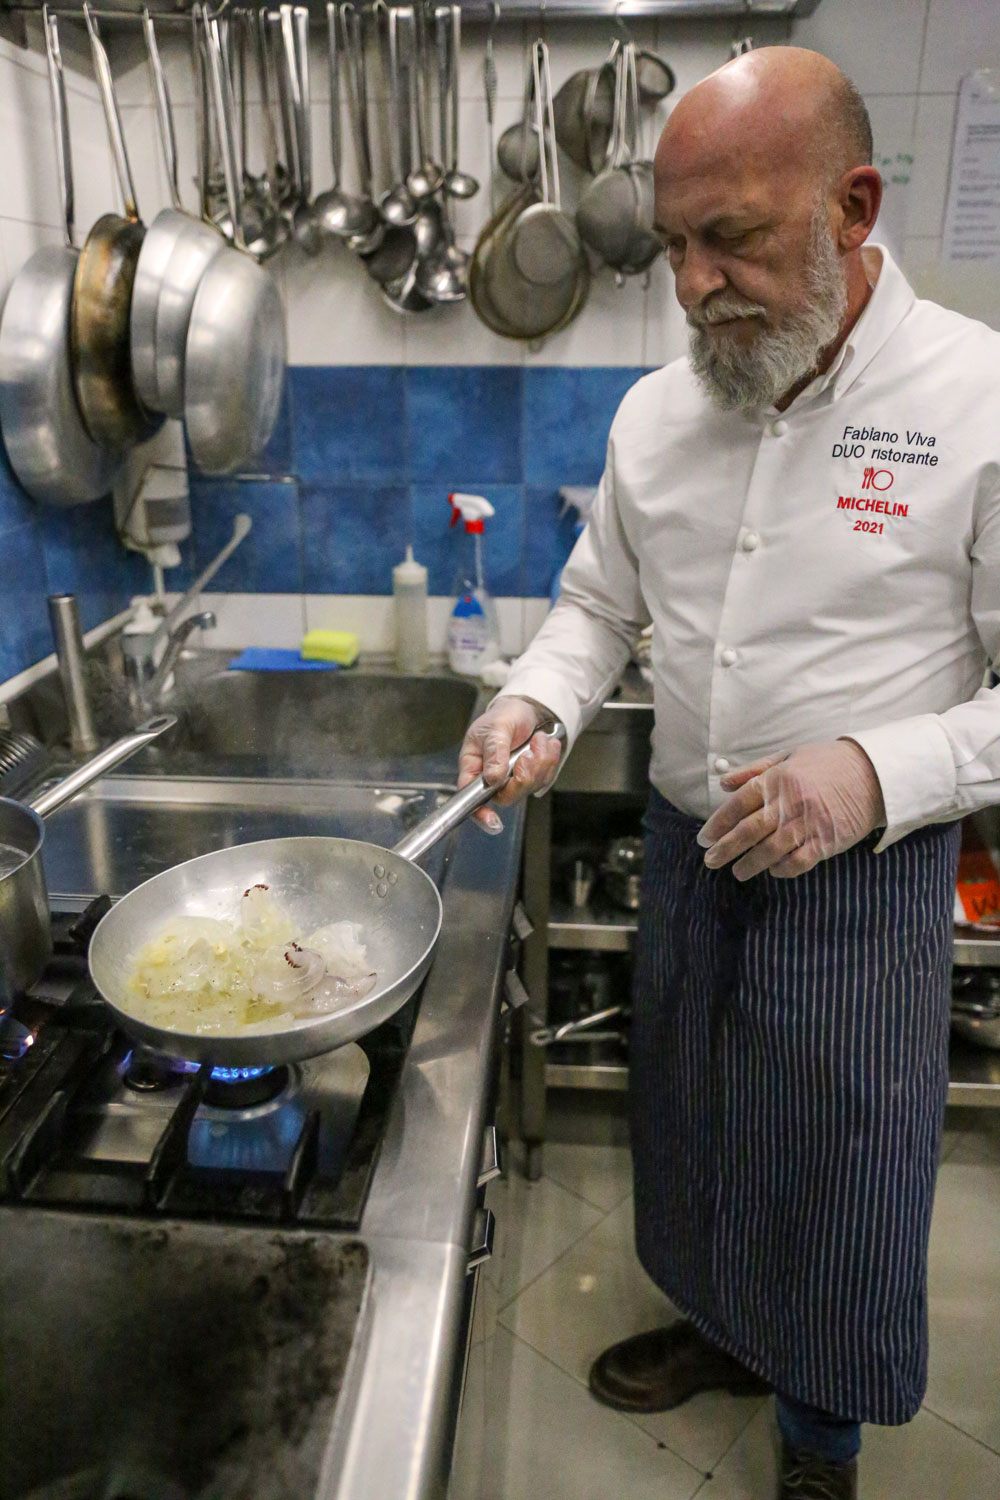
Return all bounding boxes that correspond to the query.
[630,789,961,1425]
[227,648,339,672]
[777,1394,862,1464]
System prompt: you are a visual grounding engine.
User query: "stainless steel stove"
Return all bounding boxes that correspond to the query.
[0,899,411,1229]
[0,898,418,1500]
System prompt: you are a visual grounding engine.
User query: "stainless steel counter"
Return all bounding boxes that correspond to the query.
[327,803,525,1500]
[7,645,524,1500]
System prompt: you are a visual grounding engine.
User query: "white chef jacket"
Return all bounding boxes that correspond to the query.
[503,245,1000,850]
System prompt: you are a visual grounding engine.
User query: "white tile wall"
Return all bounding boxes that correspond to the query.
[919,0,1000,94]
[0,26,111,311]
[302,593,542,657]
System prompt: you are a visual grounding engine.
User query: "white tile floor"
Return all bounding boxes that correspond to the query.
[450,1110,1000,1500]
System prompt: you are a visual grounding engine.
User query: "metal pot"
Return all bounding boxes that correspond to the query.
[951,969,1000,1051]
[601,835,644,911]
[0,716,175,1006]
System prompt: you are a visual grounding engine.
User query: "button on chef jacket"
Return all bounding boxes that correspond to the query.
[503,245,1000,850]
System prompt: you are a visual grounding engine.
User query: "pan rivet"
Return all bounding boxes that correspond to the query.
[388,871,398,884]
[376,881,389,898]
[374,864,386,879]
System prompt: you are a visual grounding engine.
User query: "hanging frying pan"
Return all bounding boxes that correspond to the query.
[183,12,286,475]
[71,4,162,452]
[0,8,121,505]
[130,7,226,417]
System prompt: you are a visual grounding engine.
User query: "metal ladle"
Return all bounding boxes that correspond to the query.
[340,2,384,255]
[403,5,443,201]
[377,4,418,226]
[241,7,288,258]
[315,0,373,239]
[441,3,478,200]
[281,3,323,254]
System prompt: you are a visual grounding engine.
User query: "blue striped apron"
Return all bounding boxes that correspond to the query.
[630,790,961,1425]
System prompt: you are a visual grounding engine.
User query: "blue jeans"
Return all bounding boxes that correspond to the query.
[776,1394,862,1464]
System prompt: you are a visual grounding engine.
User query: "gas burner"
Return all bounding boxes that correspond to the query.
[0,1014,34,1062]
[122,1048,186,1093]
[204,1064,290,1109]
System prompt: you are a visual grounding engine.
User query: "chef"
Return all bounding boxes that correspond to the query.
[457,45,1000,1500]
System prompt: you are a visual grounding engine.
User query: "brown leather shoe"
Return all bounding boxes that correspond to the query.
[588,1320,772,1413]
[779,1441,858,1500]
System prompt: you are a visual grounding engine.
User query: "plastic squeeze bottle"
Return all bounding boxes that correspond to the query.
[393,545,429,673]
[446,493,501,676]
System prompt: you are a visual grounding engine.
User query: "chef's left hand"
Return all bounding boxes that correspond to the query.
[696,739,887,881]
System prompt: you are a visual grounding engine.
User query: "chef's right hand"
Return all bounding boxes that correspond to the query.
[458,695,564,834]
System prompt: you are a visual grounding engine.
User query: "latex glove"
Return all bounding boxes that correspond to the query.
[458,695,564,835]
[696,739,886,881]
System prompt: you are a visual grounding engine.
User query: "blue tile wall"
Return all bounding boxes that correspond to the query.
[300,484,409,594]
[0,364,652,681]
[0,442,145,684]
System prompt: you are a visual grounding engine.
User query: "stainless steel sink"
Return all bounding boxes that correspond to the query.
[0,1208,369,1500]
[39,778,450,909]
[140,668,481,781]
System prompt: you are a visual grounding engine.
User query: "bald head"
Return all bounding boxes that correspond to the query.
[651,48,882,411]
[656,47,872,192]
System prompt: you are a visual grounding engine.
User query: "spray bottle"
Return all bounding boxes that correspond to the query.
[447,492,501,676]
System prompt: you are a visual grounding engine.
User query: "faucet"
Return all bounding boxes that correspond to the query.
[136,609,217,708]
[121,513,251,711]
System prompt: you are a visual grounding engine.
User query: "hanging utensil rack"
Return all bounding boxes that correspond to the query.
[1,0,820,50]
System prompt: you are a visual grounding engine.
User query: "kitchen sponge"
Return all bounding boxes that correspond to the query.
[300,628,360,666]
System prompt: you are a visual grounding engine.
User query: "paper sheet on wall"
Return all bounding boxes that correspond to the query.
[943,69,1000,263]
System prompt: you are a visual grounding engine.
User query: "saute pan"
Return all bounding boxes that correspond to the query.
[183,12,287,474]
[130,7,225,417]
[72,5,162,452]
[89,724,566,1067]
[0,716,176,1007]
[0,9,121,505]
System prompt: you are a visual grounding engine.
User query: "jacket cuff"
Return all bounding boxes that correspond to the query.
[495,668,586,752]
[843,715,958,851]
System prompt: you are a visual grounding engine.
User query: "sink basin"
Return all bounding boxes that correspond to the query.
[39,778,450,908]
[146,670,480,779]
[0,1208,369,1500]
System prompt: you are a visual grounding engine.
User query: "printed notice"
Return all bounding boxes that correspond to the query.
[943,70,1000,262]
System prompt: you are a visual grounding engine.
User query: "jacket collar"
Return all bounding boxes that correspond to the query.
[775,244,917,416]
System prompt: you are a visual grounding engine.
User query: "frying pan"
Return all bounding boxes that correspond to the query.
[130,7,225,417]
[89,724,566,1068]
[183,14,286,474]
[71,5,162,452]
[0,8,121,505]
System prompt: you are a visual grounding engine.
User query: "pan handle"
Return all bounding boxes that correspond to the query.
[42,7,74,250]
[83,4,140,223]
[143,8,181,212]
[29,715,177,820]
[392,721,566,864]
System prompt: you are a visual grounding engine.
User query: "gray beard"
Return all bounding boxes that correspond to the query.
[687,211,849,412]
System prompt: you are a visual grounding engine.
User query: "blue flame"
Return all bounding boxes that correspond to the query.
[209,1065,274,1083]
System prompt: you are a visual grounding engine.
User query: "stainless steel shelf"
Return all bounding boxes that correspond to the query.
[546,1048,1000,1105]
[549,913,1000,963]
[947,1042,1000,1107]
[548,899,637,951]
[952,927,1000,968]
[545,1060,629,1091]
